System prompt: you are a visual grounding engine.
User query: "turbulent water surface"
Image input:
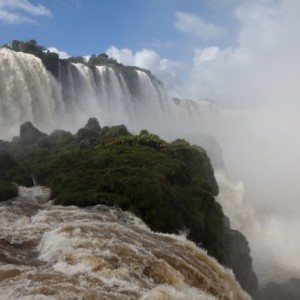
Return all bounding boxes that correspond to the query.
[0,186,250,300]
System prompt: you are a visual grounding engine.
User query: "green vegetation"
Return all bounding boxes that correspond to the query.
[0,148,32,199]
[3,39,60,76]
[0,181,18,201]
[1,119,224,261]
[2,39,155,80]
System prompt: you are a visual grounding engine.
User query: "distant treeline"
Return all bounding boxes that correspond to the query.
[2,39,153,78]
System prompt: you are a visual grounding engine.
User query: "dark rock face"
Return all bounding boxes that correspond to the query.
[85,118,101,132]
[222,216,258,297]
[257,278,300,300]
[20,122,46,144]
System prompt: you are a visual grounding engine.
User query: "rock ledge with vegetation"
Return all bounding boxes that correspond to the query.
[0,119,223,260]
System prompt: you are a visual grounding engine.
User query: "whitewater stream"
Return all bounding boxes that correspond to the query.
[0,186,250,300]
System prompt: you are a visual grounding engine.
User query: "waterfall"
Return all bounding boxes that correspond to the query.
[0,48,215,139]
[0,48,63,139]
[172,98,218,137]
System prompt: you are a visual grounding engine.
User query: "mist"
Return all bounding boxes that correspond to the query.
[174,0,300,283]
[105,0,300,285]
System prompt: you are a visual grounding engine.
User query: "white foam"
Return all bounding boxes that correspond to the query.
[141,285,217,300]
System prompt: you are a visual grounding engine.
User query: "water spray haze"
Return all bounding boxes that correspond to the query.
[174,0,300,283]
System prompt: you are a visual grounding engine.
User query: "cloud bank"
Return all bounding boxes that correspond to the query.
[179,0,300,282]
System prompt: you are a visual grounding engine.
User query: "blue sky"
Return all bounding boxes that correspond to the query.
[0,0,237,60]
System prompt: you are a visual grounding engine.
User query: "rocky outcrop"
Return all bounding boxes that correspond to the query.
[257,277,300,300]
[222,216,258,297]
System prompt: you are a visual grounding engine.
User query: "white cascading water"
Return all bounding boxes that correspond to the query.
[0,48,64,139]
[0,186,250,300]
[0,48,177,138]
[0,48,216,140]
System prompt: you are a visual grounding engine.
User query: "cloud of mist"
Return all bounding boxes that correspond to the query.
[176,0,300,283]
[182,0,300,210]
[109,0,300,283]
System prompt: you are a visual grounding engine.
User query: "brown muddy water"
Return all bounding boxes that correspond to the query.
[0,186,250,299]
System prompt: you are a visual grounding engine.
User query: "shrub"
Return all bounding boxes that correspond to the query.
[0,181,18,201]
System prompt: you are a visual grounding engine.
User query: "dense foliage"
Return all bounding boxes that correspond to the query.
[0,181,18,201]
[0,119,224,261]
[0,148,32,190]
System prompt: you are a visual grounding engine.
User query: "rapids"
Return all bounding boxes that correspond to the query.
[0,186,250,300]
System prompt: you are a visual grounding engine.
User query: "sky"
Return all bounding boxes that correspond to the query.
[0,0,237,59]
[2,0,300,282]
[0,0,239,93]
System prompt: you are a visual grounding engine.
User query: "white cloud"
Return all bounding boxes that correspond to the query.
[106,46,135,66]
[193,46,220,64]
[174,11,225,40]
[48,47,70,59]
[83,55,91,62]
[106,46,186,93]
[0,0,51,24]
[0,8,33,24]
[180,0,300,108]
